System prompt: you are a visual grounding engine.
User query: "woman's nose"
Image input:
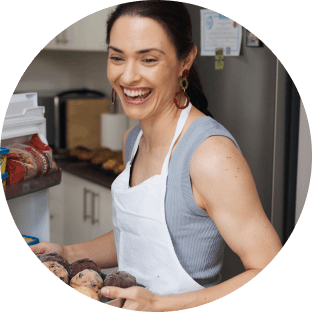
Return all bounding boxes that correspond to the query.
[121,61,141,85]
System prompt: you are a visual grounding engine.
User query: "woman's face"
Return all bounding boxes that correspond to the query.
[107,15,184,121]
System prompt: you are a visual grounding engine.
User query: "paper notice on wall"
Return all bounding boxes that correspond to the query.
[200,9,242,56]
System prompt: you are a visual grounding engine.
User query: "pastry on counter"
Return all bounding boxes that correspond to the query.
[110,151,123,164]
[90,147,113,165]
[101,151,123,171]
[102,159,119,171]
[69,146,93,160]
[104,270,137,288]
[114,164,125,175]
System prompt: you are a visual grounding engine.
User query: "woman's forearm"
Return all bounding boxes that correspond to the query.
[156,268,261,311]
[63,230,118,269]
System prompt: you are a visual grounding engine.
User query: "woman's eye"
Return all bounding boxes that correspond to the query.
[143,59,157,63]
[109,56,124,62]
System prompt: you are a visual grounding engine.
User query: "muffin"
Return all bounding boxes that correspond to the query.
[69,258,101,279]
[104,271,137,288]
[37,252,70,284]
[70,269,103,299]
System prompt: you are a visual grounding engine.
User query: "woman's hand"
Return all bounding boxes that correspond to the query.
[29,241,64,256]
[101,286,160,311]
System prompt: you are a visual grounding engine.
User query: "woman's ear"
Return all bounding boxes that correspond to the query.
[180,44,198,75]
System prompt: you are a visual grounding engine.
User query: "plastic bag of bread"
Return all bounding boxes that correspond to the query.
[6,134,59,185]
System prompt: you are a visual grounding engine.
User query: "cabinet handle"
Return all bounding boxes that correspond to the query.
[83,188,91,221]
[91,192,99,225]
[56,34,61,44]
[61,29,68,44]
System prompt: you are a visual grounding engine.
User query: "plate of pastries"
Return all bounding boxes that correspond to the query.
[37,252,139,306]
[69,146,125,176]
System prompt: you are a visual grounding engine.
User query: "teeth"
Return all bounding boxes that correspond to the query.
[123,88,150,97]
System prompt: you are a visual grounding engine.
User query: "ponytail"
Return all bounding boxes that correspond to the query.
[188,64,213,118]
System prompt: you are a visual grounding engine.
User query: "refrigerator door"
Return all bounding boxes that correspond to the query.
[2,93,55,243]
[185,4,290,281]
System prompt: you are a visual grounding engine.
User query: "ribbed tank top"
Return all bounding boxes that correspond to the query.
[125,116,241,288]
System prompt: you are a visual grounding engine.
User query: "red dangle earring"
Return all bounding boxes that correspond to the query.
[174,69,190,110]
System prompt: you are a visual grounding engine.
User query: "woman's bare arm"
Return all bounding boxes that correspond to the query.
[63,230,118,268]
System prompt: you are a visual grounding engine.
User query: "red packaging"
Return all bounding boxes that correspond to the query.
[6,134,59,185]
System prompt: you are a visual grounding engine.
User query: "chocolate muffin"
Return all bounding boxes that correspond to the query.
[39,252,70,272]
[69,258,101,279]
[104,271,137,288]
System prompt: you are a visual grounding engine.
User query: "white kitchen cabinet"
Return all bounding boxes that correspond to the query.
[49,170,117,273]
[44,6,116,52]
[49,171,114,247]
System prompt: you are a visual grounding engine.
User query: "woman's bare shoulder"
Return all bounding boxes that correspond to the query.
[189,135,248,209]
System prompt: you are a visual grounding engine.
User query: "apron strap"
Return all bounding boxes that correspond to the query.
[129,100,192,171]
[130,129,143,164]
[160,102,192,176]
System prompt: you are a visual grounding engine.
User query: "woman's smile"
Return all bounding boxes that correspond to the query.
[121,86,152,105]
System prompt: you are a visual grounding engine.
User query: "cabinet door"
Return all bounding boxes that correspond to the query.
[44,6,116,52]
[63,172,95,245]
[86,182,114,239]
[44,30,69,50]
[49,182,65,245]
[62,172,115,246]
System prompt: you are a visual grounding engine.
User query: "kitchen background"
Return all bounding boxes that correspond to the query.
[4,3,311,282]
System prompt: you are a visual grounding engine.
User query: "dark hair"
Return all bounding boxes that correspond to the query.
[106,0,213,117]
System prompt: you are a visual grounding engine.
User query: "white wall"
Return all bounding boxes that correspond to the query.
[15,49,112,99]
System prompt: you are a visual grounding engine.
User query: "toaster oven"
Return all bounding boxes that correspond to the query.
[37,88,106,150]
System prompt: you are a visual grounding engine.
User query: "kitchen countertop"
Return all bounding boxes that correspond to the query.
[56,160,116,189]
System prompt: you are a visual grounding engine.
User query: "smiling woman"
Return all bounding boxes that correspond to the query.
[104,0,281,307]
[107,14,188,118]
[106,0,212,119]
[30,1,282,311]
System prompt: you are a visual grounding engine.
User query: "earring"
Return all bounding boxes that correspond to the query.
[111,88,117,113]
[174,69,190,110]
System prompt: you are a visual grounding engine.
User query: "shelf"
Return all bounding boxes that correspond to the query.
[4,170,62,200]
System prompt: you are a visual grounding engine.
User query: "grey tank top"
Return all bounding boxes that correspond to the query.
[125,116,241,288]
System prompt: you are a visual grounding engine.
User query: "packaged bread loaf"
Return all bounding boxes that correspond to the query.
[6,134,59,185]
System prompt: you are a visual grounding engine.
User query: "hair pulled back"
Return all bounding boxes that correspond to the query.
[106,0,212,117]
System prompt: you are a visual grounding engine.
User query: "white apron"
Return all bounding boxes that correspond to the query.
[111,103,205,296]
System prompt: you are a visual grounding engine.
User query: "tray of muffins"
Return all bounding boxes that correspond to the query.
[66,146,125,177]
[36,252,140,307]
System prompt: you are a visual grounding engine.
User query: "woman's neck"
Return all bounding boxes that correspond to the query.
[139,104,181,154]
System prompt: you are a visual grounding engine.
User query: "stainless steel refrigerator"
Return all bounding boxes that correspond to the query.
[185,4,301,282]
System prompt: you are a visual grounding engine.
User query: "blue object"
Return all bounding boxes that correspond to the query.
[2,172,8,179]
[22,235,40,246]
[0,147,9,154]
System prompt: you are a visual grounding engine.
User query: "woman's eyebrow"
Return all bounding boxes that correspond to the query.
[136,48,165,55]
[108,46,165,55]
